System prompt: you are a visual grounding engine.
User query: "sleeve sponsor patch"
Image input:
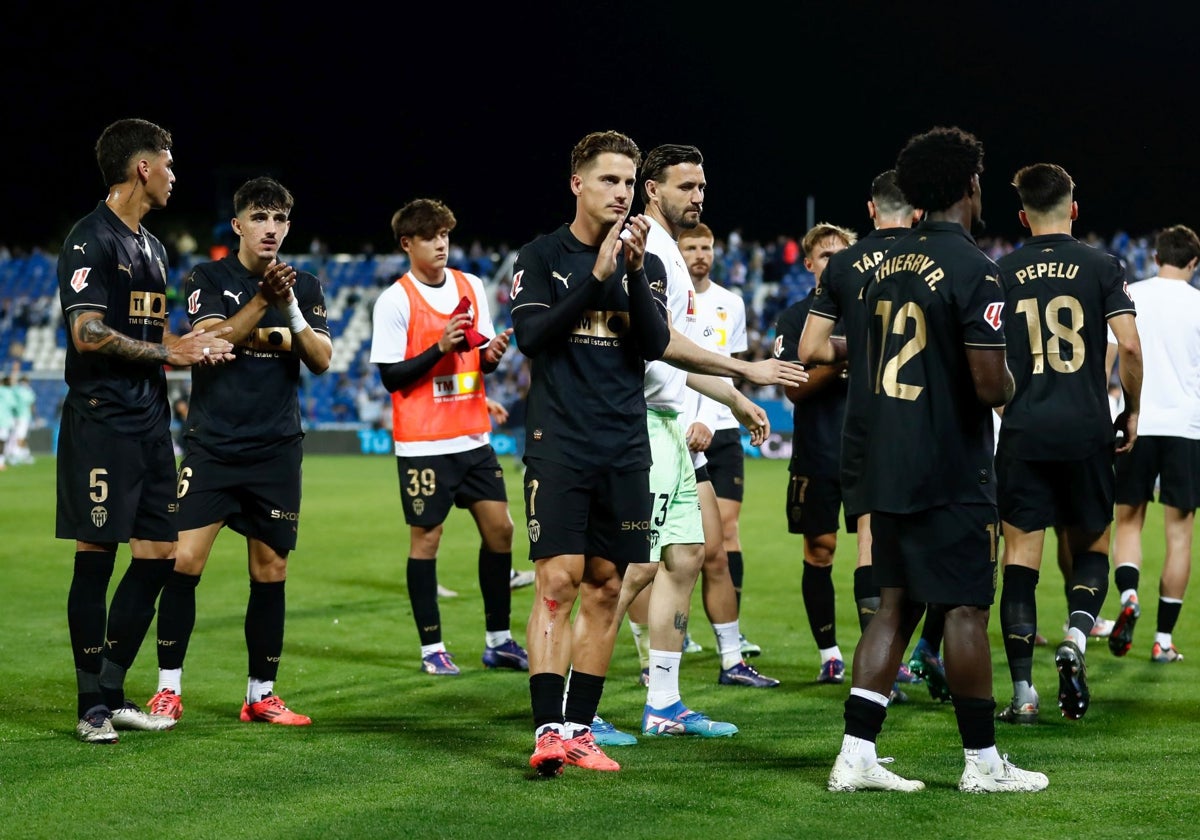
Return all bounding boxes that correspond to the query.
[70,267,91,292]
[983,301,1004,331]
[187,288,201,315]
[510,270,524,300]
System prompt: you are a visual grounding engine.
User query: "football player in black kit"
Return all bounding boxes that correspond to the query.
[773,223,857,683]
[512,130,671,776]
[56,118,234,743]
[826,126,1047,793]
[994,163,1141,724]
[149,177,332,727]
[797,171,950,704]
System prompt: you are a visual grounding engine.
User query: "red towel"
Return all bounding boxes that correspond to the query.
[451,296,489,350]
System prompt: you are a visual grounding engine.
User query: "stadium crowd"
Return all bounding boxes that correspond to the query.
[0,225,1177,437]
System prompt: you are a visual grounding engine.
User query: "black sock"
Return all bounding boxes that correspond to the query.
[530,673,566,729]
[1067,551,1109,636]
[246,580,286,682]
[843,694,887,742]
[853,565,880,635]
[156,571,201,670]
[1114,563,1140,595]
[1158,599,1183,635]
[479,549,512,634]
[802,562,837,649]
[727,550,744,609]
[105,557,175,670]
[407,557,440,646]
[953,695,997,750]
[1000,565,1039,685]
[563,670,605,728]
[68,550,116,714]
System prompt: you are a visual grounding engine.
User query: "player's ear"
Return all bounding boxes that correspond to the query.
[1018,209,1030,231]
[1069,201,1079,221]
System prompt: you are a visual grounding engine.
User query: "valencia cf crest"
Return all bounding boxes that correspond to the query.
[528,518,541,543]
[412,498,425,516]
[90,505,108,528]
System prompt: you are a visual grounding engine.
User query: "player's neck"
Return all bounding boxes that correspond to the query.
[104,183,149,233]
[410,265,446,287]
[646,207,676,240]
[1157,265,1194,282]
[569,214,608,247]
[1026,221,1073,237]
[237,250,271,275]
[692,275,711,293]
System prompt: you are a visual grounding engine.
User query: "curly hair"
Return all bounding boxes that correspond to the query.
[895,126,984,213]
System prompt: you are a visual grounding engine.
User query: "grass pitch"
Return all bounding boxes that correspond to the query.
[1,454,1197,839]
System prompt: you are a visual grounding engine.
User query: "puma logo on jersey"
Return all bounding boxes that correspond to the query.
[117,263,133,277]
[552,271,571,289]
[224,290,244,304]
[73,243,87,254]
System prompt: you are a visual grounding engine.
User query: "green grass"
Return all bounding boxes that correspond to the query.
[2,454,1198,839]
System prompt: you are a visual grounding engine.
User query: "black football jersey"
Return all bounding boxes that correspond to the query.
[809,227,911,456]
[57,202,172,436]
[510,224,667,470]
[862,220,1006,513]
[997,233,1135,460]
[774,290,846,477]
[181,254,330,460]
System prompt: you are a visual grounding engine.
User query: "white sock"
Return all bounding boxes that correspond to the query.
[157,668,182,694]
[1156,632,1173,648]
[966,745,1002,770]
[485,630,512,648]
[1121,588,1138,604]
[713,620,742,669]
[840,734,877,765]
[629,620,651,669]
[247,679,274,704]
[420,642,447,658]
[646,649,682,709]
[1067,626,1087,652]
[819,645,843,664]
[849,686,891,707]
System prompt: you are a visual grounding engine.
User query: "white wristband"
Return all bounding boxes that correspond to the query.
[288,297,309,334]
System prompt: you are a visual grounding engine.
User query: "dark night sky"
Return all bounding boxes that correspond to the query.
[7,2,1200,255]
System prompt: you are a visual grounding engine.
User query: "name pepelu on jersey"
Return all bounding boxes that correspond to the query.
[571,308,630,347]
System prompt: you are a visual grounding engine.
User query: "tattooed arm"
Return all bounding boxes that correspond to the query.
[70,311,234,367]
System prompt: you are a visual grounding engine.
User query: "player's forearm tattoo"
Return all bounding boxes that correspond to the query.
[77,315,169,364]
